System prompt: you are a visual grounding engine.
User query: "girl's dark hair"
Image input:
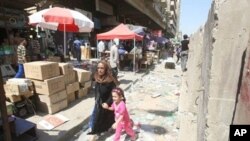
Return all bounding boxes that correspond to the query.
[112,87,126,102]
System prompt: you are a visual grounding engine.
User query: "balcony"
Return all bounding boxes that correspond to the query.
[152,0,167,9]
[169,19,177,28]
[124,0,166,29]
[170,0,176,10]
[152,3,166,19]
[170,10,177,20]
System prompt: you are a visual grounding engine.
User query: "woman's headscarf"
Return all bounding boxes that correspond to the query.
[94,60,119,86]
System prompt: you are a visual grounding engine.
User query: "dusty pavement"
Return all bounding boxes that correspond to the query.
[76,61,182,141]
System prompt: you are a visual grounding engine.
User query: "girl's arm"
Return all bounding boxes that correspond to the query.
[102,103,114,111]
[112,115,124,129]
[115,115,123,124]
[107,106,114,111]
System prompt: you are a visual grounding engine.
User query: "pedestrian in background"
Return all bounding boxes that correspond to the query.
[176,45,181,64]
[97,40,105,59]
[180,34,189,72]
[88,60,119,135]
[110,38,119,78]
[15,38,27,78]
[73,36,82,62]
[103,87,137,141]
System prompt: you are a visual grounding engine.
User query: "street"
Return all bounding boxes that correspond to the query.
[76,61,182,141]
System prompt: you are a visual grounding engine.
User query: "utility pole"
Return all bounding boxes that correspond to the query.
[0,2,12,141]
[0,69,12,141]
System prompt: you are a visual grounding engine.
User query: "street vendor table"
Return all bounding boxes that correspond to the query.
[119,53,139,71]
[0,116,37,141]
[146,50,160,63]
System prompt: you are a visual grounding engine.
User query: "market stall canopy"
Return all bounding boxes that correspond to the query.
[28,7,94,32]
[152,36,169,45]
[126,24,147,36]
[28,7,94,56]
[96,23,143,40]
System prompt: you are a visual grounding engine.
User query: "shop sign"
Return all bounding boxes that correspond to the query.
[100,16,118,26]
[95,0,113,15]
[0,8,26,28]
[75,8,92,20]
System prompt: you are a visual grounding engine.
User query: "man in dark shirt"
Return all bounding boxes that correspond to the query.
[180,34,189,72]
[73,37,82,62]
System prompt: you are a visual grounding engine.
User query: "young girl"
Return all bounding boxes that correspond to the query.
[102,87,136,141]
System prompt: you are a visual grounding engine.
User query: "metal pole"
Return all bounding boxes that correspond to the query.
[96,40,98,59]
[0,69,12,141]
[133,38,136,73]
[0,1,12,140]
[64,24,66,56]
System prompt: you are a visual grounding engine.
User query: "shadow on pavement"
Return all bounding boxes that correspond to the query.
[146,109,177,117]
[119,79,133,85]
[140,123,168,135]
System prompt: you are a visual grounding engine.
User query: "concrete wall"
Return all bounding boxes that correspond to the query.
[178,0,250,141]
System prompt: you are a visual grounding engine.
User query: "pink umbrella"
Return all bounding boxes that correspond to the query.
[28,7,94,55]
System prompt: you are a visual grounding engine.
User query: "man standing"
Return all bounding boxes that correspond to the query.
[180,34,189,72]
[97,40,105,59]
[15,39,27,78]
[73,37,82,62]
[110,38,119,78]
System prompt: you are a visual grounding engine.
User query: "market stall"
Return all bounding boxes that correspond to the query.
[96,23,143,72]
[28,7,94,57]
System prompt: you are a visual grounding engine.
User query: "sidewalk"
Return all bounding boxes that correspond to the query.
[26,69,147,141]
[76,60,182,141]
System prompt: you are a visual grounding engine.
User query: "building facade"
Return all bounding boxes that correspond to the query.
[0,0,176,46]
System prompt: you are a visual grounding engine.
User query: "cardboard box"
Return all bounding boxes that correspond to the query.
[24,61,60,80]
[5,92,33,102]
[73,68,92,83]
[59,63,73,74]
[66,82,79,94]
[4,78,34,95]
[77,87,88,98]
[37,99,68,114]
[4,84,31,96]
[64,71,76,85]
[32,76,65,95]
[38,90,67,105]
[47,56,61,62]
[80,80,92,88]
[67,93,76,103]
[5,94,22,102]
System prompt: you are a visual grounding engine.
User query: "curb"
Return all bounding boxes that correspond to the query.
[59,117,90,141]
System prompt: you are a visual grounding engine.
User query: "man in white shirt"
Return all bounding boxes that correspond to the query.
[97,40,105,59]
[110,38,119,78]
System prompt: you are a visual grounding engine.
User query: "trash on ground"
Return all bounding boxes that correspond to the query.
[39,114,69,130]
[151,93,161,98]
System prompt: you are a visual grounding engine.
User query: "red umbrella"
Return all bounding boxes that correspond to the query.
[29,7,94,55]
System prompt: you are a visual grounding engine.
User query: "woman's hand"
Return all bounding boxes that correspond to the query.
[112,122,117,129]
[102,103,109,109]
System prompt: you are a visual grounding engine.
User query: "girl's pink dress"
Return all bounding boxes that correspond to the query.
[112,101,135,141]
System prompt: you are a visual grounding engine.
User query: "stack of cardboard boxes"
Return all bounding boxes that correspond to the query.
[6,61,94,115]
[74,68,92,99]
[59,63,79,104]
[4,78,34,102]
[24,61,67,114]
